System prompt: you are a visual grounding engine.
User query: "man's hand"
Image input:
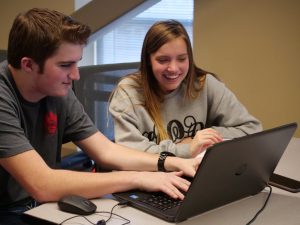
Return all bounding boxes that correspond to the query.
[134,171,190,200]
[142,156,202,199]
[165,157,201,177]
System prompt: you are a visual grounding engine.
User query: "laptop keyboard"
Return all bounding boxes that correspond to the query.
[139,193,182,211]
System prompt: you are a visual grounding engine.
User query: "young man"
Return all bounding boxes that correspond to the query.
[0,8,200,224]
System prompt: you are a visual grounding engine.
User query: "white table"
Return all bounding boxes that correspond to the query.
[24,138,300,225]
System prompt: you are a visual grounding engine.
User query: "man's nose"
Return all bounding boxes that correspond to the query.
[69,66,80,81]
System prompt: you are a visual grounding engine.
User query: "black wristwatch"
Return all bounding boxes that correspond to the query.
[157,151,175,172]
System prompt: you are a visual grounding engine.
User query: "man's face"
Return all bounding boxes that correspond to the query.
[32,42,83,100]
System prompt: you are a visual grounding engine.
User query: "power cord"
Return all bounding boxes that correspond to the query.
[245,185,272,225]
[59,201,130,225]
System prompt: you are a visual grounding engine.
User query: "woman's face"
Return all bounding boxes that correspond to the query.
[150,37,189,94]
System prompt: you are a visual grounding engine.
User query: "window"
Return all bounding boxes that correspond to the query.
[74,0,194,138]
[77,0,193,66]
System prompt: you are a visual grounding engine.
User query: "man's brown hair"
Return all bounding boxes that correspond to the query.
[7,8,91,72]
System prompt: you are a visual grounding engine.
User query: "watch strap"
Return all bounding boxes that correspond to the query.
[157,151,175,172]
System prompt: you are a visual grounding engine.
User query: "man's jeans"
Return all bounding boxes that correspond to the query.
[0,198,38,225]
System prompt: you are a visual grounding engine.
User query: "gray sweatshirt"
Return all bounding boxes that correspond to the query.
[109,74,262,158]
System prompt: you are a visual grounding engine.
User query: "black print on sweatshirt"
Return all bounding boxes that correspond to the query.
[142,116,204,143]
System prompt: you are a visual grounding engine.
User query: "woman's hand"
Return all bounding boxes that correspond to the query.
[177,137,193,144]
[189,128,223,157]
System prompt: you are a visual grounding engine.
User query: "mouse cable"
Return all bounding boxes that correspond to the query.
[95,211,130,225]
[96,201,130,225]
[59,212,129,225]
[245,185,272,225]
[59,201,130,225]
[59,214,82,225]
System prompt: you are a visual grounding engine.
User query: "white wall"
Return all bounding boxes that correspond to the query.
[194,0,300,137]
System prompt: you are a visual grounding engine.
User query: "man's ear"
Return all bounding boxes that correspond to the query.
[20,57,38,73]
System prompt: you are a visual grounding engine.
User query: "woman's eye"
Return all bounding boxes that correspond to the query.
[157,59,168,64]
[178,57,187,62]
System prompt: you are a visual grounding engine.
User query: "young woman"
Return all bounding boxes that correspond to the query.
[109,20,262,158]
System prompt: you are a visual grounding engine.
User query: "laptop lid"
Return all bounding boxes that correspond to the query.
[113,122,297,222]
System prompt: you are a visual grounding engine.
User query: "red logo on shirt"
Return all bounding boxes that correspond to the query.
[44,111,57,135]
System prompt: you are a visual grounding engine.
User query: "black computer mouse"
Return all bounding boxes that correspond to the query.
[58,195,97,215]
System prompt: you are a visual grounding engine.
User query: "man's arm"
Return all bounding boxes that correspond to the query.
[0,132,200,203]
[76,131,199,176]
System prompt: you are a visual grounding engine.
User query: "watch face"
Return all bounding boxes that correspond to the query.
[161,152,175,157]
[159,154,167,161]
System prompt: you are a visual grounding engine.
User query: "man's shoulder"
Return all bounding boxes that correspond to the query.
[0,60,9,80]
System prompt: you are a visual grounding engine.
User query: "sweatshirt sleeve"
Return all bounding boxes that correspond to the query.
[109,79,192,158]
[205,75,263,139]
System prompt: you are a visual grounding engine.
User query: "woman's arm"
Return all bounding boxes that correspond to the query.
[205,75,263,139]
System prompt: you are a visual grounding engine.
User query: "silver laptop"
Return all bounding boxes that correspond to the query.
[113,122,297,222]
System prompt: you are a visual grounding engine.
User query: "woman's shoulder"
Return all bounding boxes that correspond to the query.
[206,73,221,82]
[114,73,143,99]
[205,73,225,88]
[118,73,140,86]
[201,73,228,101]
